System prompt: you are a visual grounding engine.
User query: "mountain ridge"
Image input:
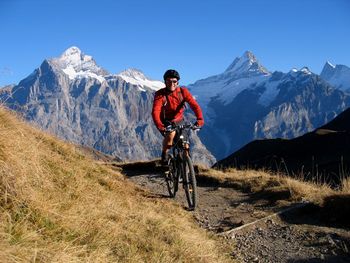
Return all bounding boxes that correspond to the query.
[2,47,350,164]
[189,52,350,159]
[0,47,215,165]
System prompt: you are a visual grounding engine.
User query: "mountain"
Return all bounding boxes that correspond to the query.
[117,68,164,91]
[1,47,215,166]
[189,52,350,159]
[214,107,350,186]
[3,47,350,167]
[189,51,270,111]
[188,51,271,158]
[320,61,350,92]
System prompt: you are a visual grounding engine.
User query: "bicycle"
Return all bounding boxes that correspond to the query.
[163,122,200,210]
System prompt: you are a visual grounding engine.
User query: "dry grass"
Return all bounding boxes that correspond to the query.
[341,177,350,193]
[196,165,349,206]
[0,106,232,263]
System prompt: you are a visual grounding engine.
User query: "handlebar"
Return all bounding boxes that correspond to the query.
[164,122,201,133]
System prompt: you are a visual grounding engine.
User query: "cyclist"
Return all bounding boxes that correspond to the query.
[152,69,204,165]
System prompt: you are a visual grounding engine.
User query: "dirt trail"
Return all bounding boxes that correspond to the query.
[114,162,350,263]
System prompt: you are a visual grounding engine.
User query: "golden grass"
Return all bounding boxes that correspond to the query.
[342,177,350,193]
[0,106,232,263]
[196,165,349,206]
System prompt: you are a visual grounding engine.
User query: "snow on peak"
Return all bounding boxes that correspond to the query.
[242,50,257,61]
[60,46,83,60]
[117,68,164,91]
[300,67,311,74]
[224,50,270,76]
[288,67,312,76]
[118,68,148,80]
[320,61,350,92]
[58,46,97,71]
[320,61,337,80]
[325,61,335,69]
[52,46,108,83]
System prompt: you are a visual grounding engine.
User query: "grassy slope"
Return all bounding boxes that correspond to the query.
[0,107,231,263]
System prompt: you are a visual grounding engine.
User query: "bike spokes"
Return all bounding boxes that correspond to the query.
[183,155,197,210]
[165,156,178,198]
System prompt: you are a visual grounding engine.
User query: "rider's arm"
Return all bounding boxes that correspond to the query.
[152,90,165,131]
[182,88,204,126]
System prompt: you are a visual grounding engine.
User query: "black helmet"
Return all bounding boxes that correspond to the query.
[163,69,180,81]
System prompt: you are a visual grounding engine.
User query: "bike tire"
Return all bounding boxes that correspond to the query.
[182,155,197,210]
[165,155,178,198]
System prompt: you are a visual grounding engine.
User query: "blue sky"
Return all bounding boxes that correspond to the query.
[1,0,349,86]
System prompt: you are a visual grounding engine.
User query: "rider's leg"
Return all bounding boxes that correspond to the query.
[184,143,190,157]
[161,131,176,163]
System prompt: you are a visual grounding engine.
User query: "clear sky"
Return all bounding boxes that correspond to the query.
[1,0,349,87]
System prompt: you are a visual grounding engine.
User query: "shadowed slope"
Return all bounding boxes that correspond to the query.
[215,108,350,186]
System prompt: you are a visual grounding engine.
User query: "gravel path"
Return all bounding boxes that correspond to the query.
[120,167,350,263]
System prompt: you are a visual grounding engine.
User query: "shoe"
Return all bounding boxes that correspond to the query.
[161,152,169,166]
[164,171,170,179]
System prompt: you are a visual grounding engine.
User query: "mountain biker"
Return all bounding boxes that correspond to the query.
[152,69,204,165]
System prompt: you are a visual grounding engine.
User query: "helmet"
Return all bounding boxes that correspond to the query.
[163,69,180,81]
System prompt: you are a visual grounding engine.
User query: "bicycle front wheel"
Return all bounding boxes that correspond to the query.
[182,155,197,210]
[165,155,178,198]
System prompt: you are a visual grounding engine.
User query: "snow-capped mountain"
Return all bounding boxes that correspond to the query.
[51,46,109,83]
[189,52,350,159]
[320,61,350,92]
[0,47,215,165]
[47,46,164,91]
[224,50,270,76]
[117,68,164,91]
[189,51,270,120]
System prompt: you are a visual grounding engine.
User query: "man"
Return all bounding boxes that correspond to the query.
[152,69,204,164]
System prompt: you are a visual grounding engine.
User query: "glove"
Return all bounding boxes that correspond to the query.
[165,125,173,132]
[192,123,201,131]
[159,125,174,136]
[195,119,204,127]
[164,125,176,136]
[157,126,165,133]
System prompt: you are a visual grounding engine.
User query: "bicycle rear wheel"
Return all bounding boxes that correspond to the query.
[182,155,197,210]
[165,155,178,198]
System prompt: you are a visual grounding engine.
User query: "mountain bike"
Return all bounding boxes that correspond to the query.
[164,123,200,210]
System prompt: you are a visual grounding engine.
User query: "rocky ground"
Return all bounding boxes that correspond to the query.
[116,163,350,263]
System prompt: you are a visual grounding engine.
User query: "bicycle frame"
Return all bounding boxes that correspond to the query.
[165,123,198,210]
[172,124,191,158]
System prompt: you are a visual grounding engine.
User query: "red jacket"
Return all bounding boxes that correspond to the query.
[152,86,204,131]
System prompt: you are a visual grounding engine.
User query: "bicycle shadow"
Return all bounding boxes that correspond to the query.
[111,160,166,177]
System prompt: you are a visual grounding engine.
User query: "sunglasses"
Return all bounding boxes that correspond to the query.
[166,80,178,83]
